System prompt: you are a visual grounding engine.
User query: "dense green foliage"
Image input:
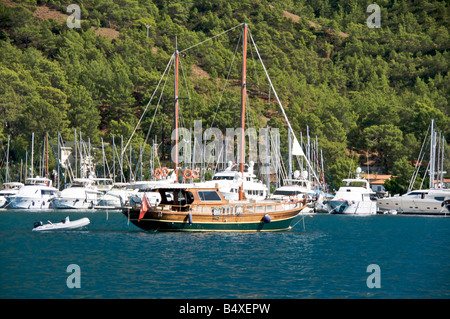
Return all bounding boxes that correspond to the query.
[0,0,449,192]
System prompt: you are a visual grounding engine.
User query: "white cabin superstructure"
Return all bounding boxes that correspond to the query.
[271,170,315,202]
[198,161,268,201]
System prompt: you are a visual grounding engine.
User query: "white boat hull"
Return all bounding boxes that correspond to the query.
[378,197,449,215]
[8,197,54,210]
[327,200,377,215]
[52,198,96,209]
[96,196,122,209]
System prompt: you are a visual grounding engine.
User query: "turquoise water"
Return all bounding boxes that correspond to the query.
[0,210,448,299]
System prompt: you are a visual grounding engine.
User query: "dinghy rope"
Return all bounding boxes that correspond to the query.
[290,213,307,231]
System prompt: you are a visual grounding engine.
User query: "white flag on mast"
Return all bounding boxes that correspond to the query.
[292,137,305,156]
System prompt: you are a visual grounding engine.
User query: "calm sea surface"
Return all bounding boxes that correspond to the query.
[0,210,448,299]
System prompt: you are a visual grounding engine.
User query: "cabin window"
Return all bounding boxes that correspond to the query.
[346,181,367,187]
[213,176,234,180]
[273,190,298,196]
[434,197,444,201]
[198,191,221,201]
[408,192,427,198]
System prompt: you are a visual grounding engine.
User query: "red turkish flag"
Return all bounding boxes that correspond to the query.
[138,194,149,222]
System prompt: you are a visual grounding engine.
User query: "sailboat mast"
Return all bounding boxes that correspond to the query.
[74,129,77,179]
[239,23,248,200]
[288,129,292,179]
[112,136,115,183]
[57,131,60,189]
[46,132,49,179]
[5,135,10,183]
[174,47,180,183]
[31,132,34,179]
[440,134,445,187]
[429,119,435,189]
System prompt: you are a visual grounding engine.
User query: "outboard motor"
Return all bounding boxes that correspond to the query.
[33,221,43,228]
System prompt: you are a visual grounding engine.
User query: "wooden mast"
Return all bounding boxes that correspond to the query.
[239,23,248,200]
[174,43,180,183]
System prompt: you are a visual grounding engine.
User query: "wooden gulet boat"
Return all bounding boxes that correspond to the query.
[122,23,307,231]
[123,184,306,232]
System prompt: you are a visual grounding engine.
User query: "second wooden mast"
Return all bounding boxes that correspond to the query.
[239,23,248,200]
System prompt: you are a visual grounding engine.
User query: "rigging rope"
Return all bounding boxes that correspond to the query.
[247,29,320,184]
[122,53,175,158]
[144,55,174,147]
[125,23,244,161]
[179,23,244,54]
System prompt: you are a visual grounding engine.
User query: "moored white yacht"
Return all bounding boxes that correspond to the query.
[377,188,450,215]
[0,182,24,208]
[125,171,176,207]
[52,178,101,209]
[271,170,314,202]
[378,119,449,216]
[96,182,139,209]
[7,177,58,210]
[326,168,377,215]
[197,161,268,201]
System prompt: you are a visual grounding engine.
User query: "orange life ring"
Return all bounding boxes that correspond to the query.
[155,168,162,178]
[191,169,199,179]
[161,167,169,177]
[183,169,192,179]
[338,198,344,201]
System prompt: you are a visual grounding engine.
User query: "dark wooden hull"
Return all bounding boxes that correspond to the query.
[122,207,303,232]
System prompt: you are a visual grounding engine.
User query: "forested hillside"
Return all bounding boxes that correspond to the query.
[0,0,449,191]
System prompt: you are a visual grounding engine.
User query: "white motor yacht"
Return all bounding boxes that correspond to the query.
[7,177,58,210]
[96,182,138,209]
[377,120,449,215]
[271,171,314,202]
[197,161,268,201]
[0,182,24,208]
[52,178,101,209]
[326,168,377,215]
[124,171,176,207]
[377,188,450,215]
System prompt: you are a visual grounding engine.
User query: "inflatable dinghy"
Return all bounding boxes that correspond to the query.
[33,216,90,231]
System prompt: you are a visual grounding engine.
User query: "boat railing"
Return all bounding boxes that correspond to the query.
[138,198,305,214]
